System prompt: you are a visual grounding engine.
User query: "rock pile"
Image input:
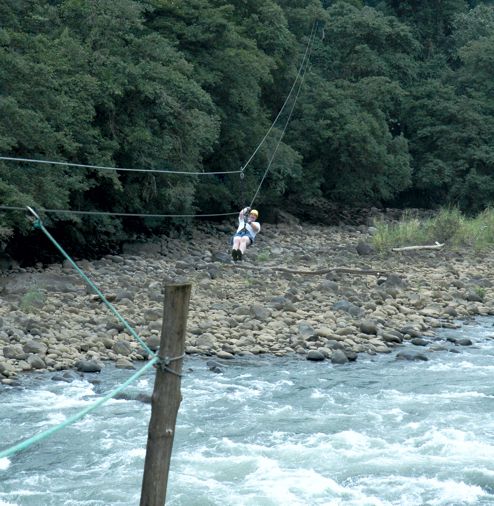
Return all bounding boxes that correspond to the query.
[1,220,493,383]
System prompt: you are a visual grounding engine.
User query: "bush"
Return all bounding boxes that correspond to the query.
[372,207,494,252]
[20,288,45,312]
[425,207,463,243]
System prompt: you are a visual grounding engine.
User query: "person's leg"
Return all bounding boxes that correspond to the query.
[232,235,241,260]
[239,236,250,255]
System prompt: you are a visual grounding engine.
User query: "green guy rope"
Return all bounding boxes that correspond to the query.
[27,207,155,358]
[0,356,159,460]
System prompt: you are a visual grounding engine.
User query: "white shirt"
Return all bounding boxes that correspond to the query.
[236,208,260,239]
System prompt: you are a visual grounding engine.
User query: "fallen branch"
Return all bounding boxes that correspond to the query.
[230,264,385,276]
[392,242,444,252]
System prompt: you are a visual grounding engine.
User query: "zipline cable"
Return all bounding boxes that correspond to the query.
[0,205,237,219]
[0,24,317,220]
[248,22,317,209]
[0,24,315,178]
[0,20,320,466]
[240,21,317,174]
[0,156,241,175]
[0,23,315,181]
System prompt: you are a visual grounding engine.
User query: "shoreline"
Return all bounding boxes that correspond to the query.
[1,220,493,383]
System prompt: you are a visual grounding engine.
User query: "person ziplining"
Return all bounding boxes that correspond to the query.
[227,23,317,264]
[231,207,260,261]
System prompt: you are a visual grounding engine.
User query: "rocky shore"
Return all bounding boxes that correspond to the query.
[1,218,493,384]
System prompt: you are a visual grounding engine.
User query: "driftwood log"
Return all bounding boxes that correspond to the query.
[392,242,444,252]
[231,264,385,276]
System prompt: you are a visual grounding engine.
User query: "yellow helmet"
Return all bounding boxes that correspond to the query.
[250,209,259,218]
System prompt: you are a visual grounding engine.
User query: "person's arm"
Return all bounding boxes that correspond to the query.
[239,207,250,224]
[250,221,260,233]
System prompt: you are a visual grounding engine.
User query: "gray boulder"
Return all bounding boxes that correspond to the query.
[112,340,132,356]
[51,371,80,383]
[144,308,162,321]
[381,332,402,344]
[396,351,428,361]
[381,274,408,289]
[456,338,473,346]
[115,358,135,369]
[23,339,48,356]
[76,360,103,373]
[306,350,325,361]
[1,272,82,294]
[211,251,231,263]
[465,291,483,302]
[411,338,429,346]
[252,304,272,321]
[3,344,27,360]
[332,300,364,318]
[331,349,349,364]
[269,296,294,311]
[207,360,223,373]
[298,322,316,338]
[27,354,46,369]
[400,325,422,338]
[360,320,378,335]
[318,280,339,292]
[0,362,15,377]
[145,335,161,351]
[356,242,375,256]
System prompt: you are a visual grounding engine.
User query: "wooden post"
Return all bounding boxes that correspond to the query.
[140,282,192,506]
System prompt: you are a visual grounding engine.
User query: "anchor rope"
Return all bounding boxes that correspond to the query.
[0,357,159,460]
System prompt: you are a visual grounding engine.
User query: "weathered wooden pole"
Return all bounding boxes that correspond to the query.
[140,282,192,506]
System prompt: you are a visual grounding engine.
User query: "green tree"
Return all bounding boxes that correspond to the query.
[401,79,494,211]
[0,11,97,236]
[291,76,411,206]
[318,2,420,84]
[282,2,416,212]
[383,0,468,54]
[451,3,494,49]
[149,0,311,211]
[1,0,220,256]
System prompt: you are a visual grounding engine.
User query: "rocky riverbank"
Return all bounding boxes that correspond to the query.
[1,218,493,383]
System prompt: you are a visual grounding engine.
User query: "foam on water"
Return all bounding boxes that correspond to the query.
[352,474,488,506]
[127,448,145,459]
[2,319,494,505]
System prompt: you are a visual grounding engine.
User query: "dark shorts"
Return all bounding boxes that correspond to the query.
[233,230,254,244]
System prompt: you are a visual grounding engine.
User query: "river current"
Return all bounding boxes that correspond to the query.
[1,318,494,505]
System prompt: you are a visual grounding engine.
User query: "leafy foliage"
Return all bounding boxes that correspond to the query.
[1,0,494,260]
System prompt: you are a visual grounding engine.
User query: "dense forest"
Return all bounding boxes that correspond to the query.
[1,0,494,259]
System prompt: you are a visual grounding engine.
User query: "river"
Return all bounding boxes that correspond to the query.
[1,317,494,505]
